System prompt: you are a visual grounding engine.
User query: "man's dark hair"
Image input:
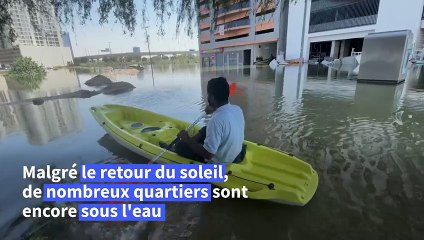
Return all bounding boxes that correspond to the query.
[207,77,229,103]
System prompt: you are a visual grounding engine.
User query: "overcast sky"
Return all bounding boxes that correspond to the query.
[63,2,199,57]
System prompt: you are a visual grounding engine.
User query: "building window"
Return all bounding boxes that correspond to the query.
[309,0,380,33]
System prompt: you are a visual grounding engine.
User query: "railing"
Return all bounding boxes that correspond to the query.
[199,17,211,29]
[215,18,250,32]
[255,0,276,14]
[309,15,377,33]
[217,1,250,16]
[200,29,211,36]
[256,12,274,23]
[311,0,371,13]
[200,35,211,44]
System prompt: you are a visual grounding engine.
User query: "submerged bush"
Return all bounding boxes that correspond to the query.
[7,57,47,89]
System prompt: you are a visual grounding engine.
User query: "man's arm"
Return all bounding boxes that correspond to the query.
[185,137,214,160]
[178,118,222,162]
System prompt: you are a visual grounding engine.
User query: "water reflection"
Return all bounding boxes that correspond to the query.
[353,83,405,121]
[199,64,423,239]
[0,69,82,144]
[407,64,424,90]
[6,74,45,90]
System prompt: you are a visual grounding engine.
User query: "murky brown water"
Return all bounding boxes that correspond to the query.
[0,64,423,240]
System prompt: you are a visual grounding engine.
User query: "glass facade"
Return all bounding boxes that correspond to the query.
[309,0,380,33]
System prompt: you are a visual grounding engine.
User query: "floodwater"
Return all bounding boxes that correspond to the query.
[0,63,423,240]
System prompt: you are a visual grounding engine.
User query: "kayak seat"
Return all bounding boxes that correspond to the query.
[131,122,144,128]
[141,126,161,133]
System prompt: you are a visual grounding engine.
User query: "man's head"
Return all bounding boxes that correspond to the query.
[207,77,229,108]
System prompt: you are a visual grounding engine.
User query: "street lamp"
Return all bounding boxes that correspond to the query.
[142,25,155,85]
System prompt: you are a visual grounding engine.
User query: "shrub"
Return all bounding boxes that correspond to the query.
[7,57,47,89]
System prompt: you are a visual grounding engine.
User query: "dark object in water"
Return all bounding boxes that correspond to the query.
[85,74,112,87]
[128,64,145,71]
[69,90,99,98]
[100,82,136,95]
[32,98,44,105]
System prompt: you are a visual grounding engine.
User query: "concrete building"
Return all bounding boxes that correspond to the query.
[198,0,424,65]
[198,0,285,67]
[0,2,73,67]
[286,0,424,61]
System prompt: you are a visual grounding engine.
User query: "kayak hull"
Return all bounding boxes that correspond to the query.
[90,104,318,206]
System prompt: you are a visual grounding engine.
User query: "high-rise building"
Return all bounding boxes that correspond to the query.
[2,3,63,48]
[61,32,74,58]
[0,2,73,67]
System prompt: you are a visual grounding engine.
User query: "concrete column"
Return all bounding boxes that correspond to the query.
[339,39,351,58]
[330,40,341,59]
[285,0,311,60]
[274,66,284,99]
[249,0,256,41]
[277,0,289,57]
[327,67,334,81]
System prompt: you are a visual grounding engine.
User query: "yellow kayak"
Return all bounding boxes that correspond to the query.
[90,104,318,206]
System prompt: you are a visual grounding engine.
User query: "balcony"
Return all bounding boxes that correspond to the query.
[215,18,250,40]
[256,21,274,32]
[199,17,211,30]
[256,0,276,14]
[200,35,211,44]
[215,18,250,32]
[255,12,274,32]
[199,4,209,16]
[217,11,250,25]
[215,27,249,40]
[217,1,250,18]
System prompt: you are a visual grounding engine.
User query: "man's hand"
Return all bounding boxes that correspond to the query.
[205,105,215,114]
[178,130,191,143]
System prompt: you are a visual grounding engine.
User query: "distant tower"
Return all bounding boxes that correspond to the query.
[133,47,141,53]
[61,32,74,58]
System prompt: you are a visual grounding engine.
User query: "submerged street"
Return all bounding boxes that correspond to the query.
[0,64,423,239]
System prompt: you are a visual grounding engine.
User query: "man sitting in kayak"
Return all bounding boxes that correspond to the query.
[175,77,246,164]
